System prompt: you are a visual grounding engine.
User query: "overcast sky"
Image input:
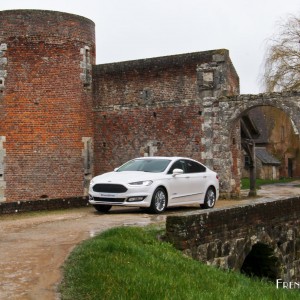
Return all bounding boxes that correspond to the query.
[1,0,300,94]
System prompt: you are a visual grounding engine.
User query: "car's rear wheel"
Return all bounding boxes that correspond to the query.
[200,187,216,209]
[150,187,167,214]
[93,204,112,213]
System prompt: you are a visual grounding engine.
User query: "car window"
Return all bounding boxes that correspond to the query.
[167,160,186,174]
[117,159,171,172]
[142,159,171,172]
[184,159,206,173]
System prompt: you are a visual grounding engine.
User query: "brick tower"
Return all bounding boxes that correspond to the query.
[0,10,95,202]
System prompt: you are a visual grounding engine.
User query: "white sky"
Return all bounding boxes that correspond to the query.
[1,0,300,94]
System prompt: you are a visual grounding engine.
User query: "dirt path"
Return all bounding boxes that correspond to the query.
[1,182,300,300]
[0,208,163,300]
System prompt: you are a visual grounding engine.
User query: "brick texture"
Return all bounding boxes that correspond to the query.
[93,50,239,175]
[0,10,95,201]
[94,103,205,174]
[1,10,300,207]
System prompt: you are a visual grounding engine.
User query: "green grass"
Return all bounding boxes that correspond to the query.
[59,226,299,300]
[241,178,294,190]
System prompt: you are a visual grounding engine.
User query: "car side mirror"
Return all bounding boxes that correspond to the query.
[172,168,184,176]
[114,167,119,171]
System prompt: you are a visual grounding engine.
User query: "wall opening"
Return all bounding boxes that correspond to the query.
[0,136,5,202]
[82,137,93,196]
[241,242,280,281]
[230,105,300,197]
[80,46,92,88]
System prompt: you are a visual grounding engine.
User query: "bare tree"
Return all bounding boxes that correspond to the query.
[262,14,300,92]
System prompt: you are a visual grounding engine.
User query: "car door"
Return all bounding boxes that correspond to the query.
[183,159,207,202]
[167,159,191,204]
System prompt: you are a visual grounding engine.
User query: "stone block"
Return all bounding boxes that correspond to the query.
[0,44,7,51]
[0,57,7,65]
[212,54,225,62]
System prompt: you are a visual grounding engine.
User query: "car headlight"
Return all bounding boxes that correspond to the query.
[128,180,153,186]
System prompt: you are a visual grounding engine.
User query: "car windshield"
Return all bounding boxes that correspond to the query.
[117,159,171,173]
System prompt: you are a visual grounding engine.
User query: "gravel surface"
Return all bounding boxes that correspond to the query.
[1,182,300,300]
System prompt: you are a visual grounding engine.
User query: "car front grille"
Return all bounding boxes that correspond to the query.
[92,183,128,193]
[92,197,125,203]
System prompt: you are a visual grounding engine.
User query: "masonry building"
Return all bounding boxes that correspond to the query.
[0,9,299,208]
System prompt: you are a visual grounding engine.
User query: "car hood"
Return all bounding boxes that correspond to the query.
[92,171,164,184]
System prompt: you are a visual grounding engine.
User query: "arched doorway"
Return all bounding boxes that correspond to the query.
[229,105,300,197]
[233,106,300,196]
[201,92,300,198]
[243,106,299,178]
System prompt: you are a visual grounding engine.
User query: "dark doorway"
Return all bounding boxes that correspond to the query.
[241,243,280,280]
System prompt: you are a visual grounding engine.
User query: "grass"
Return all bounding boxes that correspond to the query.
[59,226,299,300]
[241,178,294,190]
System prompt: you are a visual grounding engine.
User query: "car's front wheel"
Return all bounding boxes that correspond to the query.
[200,187,216,209]
[93,204,112,213]
[150,187,167,214]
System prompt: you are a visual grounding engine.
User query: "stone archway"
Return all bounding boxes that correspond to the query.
[201,91,300,198]
[241,242,281,280]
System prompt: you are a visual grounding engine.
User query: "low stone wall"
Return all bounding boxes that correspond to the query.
[166,197,300,281]
[0,197,89,214]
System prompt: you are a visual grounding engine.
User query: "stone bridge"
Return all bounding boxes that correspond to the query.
[166,197,300,282]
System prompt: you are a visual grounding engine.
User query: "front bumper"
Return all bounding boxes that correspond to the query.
[88,188,153,207]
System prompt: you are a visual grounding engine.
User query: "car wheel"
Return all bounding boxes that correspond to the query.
[93,204,112,213]
[200,187,216,209]
[150,187,167,214]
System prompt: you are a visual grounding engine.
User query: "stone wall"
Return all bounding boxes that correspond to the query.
[0,196,89,214]
[92,49,240,175]
[166,197,300,281]
[205,91,300,197]
[93,49,239,108]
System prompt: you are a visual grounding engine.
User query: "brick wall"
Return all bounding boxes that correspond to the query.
[1,10,300,207]
[92,50,239,175]
[93,50,239,108]
[0,10,95,201]
[94,102,205,174]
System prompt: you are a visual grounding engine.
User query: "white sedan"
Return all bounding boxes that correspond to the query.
[89,157,219,214]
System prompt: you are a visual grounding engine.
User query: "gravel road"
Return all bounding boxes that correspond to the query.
[1,182,300,300]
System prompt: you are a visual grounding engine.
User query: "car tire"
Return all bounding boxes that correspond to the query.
[93,204,112,213]
[150,187,167,214]
[200,187,216,209]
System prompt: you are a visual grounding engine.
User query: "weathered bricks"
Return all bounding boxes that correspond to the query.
[0,10,95,202]
[92,50,240,177]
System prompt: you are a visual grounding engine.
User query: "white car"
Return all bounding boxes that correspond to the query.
[89,157,219,214]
